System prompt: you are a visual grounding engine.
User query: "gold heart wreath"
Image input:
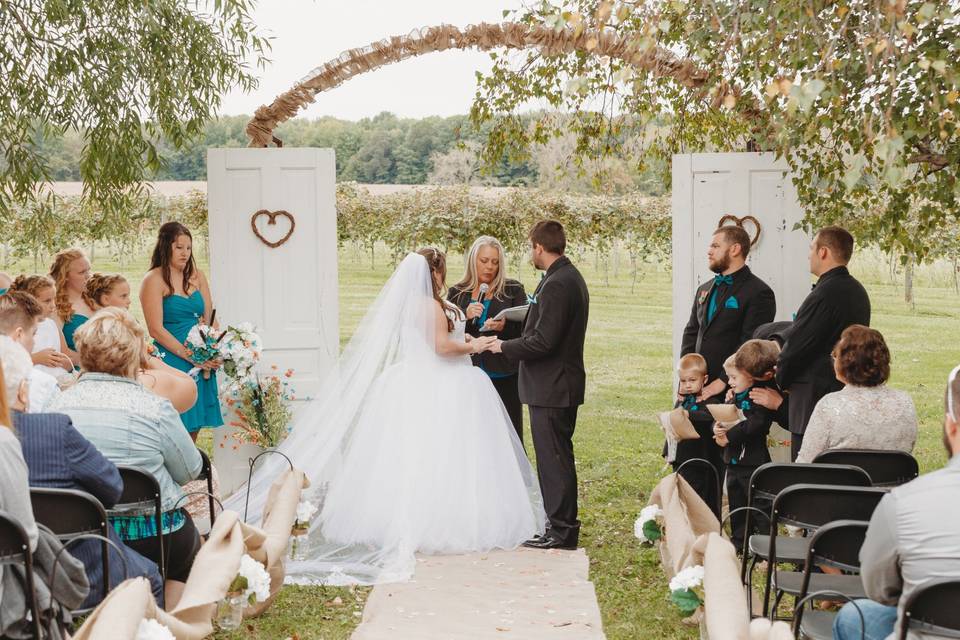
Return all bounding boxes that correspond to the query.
[717,214,762,247]
[250,209,296,248]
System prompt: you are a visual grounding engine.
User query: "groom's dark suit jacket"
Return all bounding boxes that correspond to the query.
[501,256,589,408]
[680,265,776,384]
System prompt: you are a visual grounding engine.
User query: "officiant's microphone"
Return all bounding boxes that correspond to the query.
[474,283,489,328]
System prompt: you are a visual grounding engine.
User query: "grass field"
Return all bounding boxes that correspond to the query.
[6,244,958,639]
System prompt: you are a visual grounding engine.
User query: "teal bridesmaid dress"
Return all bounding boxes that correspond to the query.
[63,312,89,352]
[162,291,224,433]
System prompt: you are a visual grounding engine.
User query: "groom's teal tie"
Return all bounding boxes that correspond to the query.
[707,274,734,324]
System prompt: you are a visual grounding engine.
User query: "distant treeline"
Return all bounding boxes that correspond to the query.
[37,112,666,194]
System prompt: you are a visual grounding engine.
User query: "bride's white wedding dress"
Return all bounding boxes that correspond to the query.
[224,253,545,585]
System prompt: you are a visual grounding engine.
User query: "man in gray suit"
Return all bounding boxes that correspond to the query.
[833,365,960,640]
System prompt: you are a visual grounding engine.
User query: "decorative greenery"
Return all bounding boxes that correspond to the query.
[471,1,960,260]
[0,0,268,233]
[223,369,295,449]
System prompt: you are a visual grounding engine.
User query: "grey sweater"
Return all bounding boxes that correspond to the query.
[0,426,39,612]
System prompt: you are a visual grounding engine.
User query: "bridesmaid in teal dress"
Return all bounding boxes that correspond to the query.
[49,248,94,367]
[141,222,224,440]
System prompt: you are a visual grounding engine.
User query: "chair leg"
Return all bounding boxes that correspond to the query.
[747,556,758,617]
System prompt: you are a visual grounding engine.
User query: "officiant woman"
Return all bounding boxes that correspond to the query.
[448,236,528,442]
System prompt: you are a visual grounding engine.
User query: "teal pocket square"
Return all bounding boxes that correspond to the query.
[724,296,739,310]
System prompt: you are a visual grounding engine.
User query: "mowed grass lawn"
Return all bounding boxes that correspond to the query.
[8,244,958,639]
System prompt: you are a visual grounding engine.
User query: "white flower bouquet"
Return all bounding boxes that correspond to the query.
[294,500,318,532]
[633,504,664,544]
[668,564,705,616]
[228,554,272,606]
[136,619,175,640]
[219,323,262,381]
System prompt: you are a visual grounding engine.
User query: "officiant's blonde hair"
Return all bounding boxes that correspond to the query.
[453,236,508,300]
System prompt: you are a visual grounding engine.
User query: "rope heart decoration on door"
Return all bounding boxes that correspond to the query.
[717,214,762,247]
[250,209,296,248]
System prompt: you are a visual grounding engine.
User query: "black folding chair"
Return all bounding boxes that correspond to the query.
[0,510,43,639]
[763,484,887,618]
[793,591,866,640]
[780,520,869,636]
[196,449,217,527]
[111,466,164,581]
[30,488,113,608]
[675,457,722,517]
[812,449,919,487]
[728,462,871,607]
[898,578,960,639]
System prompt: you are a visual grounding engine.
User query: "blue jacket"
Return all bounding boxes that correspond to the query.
[12,410,163,608]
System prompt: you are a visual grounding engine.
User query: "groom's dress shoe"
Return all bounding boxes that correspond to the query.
[522,536,577,551]
[522,533,549,546]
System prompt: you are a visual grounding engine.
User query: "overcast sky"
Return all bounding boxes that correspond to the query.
[220,0,528,120]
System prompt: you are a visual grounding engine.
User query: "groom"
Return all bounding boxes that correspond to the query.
[489,220,590,550]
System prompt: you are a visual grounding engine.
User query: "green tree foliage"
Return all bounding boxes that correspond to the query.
[1,0,268,227]
[471,0,960,259]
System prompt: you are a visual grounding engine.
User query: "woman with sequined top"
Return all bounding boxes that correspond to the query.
[46,307,202,609]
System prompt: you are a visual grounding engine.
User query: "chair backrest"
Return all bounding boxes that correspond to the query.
[30,488,108,540]
[812,449,919,487]
[115,466,161,509]
[771,484,888,531]
[198,449,212,480]
[749,462,873,503]
[0,509,31,562]
[900,579,960,640]
[0,510,43,639]
[805,519,869,573]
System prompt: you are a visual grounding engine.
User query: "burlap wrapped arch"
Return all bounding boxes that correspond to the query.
[245,22,715,147]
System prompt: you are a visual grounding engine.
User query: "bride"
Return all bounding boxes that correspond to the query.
[225,248,545,584]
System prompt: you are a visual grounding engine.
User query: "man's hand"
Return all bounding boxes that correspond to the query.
[697,378,727,402]
[487,338,504,354]
[749,387,784,411]
[714,432,729,447]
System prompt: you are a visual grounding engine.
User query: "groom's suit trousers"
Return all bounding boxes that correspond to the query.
[529,405,580,547]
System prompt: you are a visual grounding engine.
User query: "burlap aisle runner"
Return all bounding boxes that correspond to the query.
[351,548,605,640]
[647,473,720,579]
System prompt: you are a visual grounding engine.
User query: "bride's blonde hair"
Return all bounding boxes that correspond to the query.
[453,236,508,300]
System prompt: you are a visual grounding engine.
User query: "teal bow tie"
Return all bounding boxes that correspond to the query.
[714,274,734,286]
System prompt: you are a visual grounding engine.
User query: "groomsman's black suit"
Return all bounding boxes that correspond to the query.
[680,265,776,494]
[776,265,870,459]
[501,255,589,548]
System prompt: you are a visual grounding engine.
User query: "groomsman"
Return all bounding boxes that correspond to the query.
[490,220,589,550]
[776,226,870,459]
[680,226,776,496]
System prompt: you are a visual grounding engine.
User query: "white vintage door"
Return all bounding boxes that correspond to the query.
[671,152,811,365]
[206,148,339,493]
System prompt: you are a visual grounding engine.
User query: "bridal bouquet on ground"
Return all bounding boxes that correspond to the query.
[634,504,664,545]
[669,565,705,617]
[222,367,296,449]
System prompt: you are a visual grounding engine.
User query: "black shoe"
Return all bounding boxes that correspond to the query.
[522,536,577,551]
[522,533,550,546]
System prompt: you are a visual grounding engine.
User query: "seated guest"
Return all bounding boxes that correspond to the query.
[796,325,917,463]
[0,271,11,295]
[9,274,74,379]
[0,345,39,607]
[833,365,960,640]
[0,337,163,608]
[46,308,203,608]
[85,273,197,413]
[49,248,95,365]
[0,291,61,411]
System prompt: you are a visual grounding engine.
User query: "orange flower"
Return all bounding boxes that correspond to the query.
[284,369,293,378]
[271,364,278,370]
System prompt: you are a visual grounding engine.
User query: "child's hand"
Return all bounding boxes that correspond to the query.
[724,388,735,402]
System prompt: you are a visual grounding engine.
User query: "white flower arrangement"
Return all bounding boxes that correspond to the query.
[668,564,705,616]
[633,504,664,544]
[136,619,175,640]
[294,500,318,530]
[219,323,262,381]
[228,554,272,606]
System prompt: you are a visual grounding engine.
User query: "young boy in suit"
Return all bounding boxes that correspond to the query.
[714,339,781,552]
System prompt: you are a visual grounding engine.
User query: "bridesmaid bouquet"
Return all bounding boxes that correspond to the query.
[185,320,223,367]
[218,323,262,380]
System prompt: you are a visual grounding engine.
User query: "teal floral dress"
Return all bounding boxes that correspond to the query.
[161,291,223,433]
